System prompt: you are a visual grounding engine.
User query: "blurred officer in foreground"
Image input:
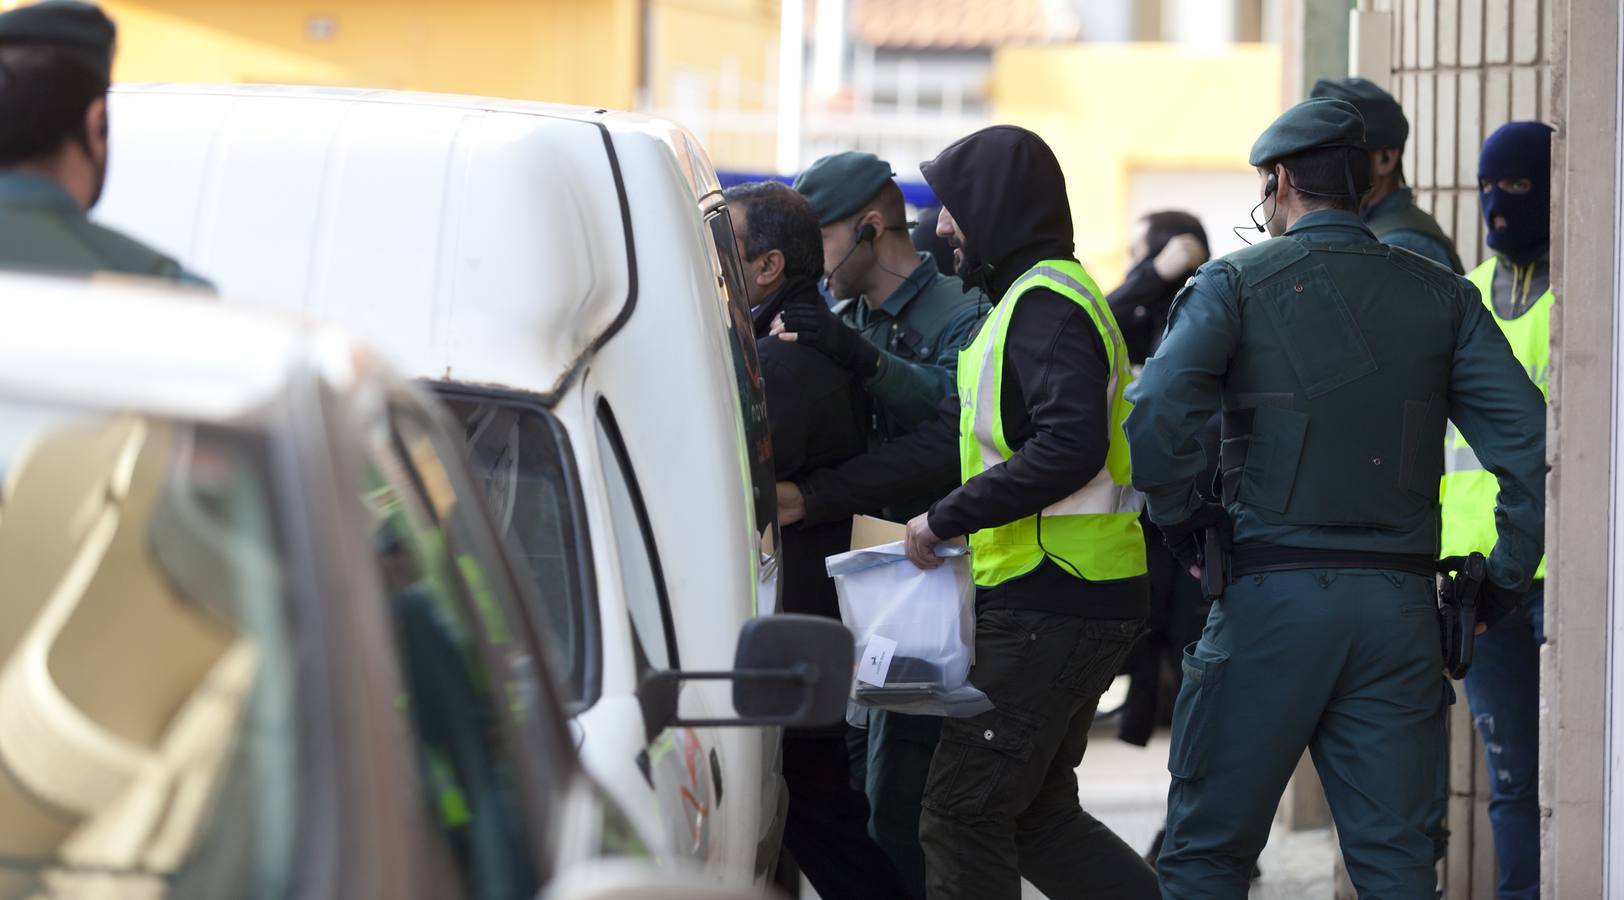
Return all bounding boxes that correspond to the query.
[777,153,988,900]
[904,125,1157,900]
[1125,99,1546,897]
[725,181,912,900]
[0,0,208,286]
[1440,120,1555,900]
[1311,76,1463,273]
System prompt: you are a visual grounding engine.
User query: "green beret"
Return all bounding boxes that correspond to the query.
[0,0,116,76]
[793,151,895,226]
[1309,77,1408,150]
[1248,98,1367,166]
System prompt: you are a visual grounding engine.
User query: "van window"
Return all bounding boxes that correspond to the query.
[594,400,678,673]
[703,207,777,537]
[361,413,547,899]
[438,391,597,708]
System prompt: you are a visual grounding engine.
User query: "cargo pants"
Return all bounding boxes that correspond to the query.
[918,608,1158,900]
[1157,569,1447,899]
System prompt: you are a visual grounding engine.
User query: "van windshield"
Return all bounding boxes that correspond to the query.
[438,394,595,707]
[0,400,297,898]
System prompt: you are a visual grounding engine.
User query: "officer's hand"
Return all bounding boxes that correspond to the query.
[905,513,946,570]
[1477,580,1525,632]
[777,481,805,527]
[777,301,881,375]
[1159,502,1231,576]
[1153,234,1208,282]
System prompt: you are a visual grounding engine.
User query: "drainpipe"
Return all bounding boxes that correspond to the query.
[1348,0,1393,89]
[777,0,805,174]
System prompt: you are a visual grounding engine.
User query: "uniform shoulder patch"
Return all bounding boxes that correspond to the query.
[1386,243,1466,294]
[74,219,185,278]
[1222,237,1312,287]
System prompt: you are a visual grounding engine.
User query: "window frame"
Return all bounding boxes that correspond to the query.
[372,396,583,884]
[593,398,681,674]
[428,382,603,714]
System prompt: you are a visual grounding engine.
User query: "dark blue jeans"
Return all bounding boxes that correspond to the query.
[1462,585,1544,900]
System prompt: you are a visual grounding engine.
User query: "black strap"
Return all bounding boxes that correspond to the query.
[1229,542,1437,578]
[1219,408,1256,506]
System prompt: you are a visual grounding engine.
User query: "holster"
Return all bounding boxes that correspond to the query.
[1438,552,1486,680]
[1198,527,1229,601]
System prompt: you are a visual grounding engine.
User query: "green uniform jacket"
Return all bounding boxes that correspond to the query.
[0,171,211,288]
[841,252,986,436]
[1363,186,1464,274]
[1125,210,1545,590]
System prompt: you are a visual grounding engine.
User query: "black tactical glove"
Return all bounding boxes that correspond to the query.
[1477,580,1527,631]
[1159,502,1232,575]
[779,301,881,375]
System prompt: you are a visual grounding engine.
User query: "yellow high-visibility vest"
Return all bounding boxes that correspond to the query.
[1439,256,1552,577]
[956,260,1146,587]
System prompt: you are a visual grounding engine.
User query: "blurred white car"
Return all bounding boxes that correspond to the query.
[98,84,792,885]
[0,275,848,899]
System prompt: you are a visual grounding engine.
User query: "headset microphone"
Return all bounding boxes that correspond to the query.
[1233,171,1281,245]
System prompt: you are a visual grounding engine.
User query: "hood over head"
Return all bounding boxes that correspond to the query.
[920,125,1074,296]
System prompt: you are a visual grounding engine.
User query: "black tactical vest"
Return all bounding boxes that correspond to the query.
[1219,235,1466,534]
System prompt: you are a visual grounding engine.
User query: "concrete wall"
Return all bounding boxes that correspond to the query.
[1543,0,1619,893]
[1372,0,1552,272]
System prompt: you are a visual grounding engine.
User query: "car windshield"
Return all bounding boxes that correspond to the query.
[0,400,297,899]
[438,393,595,707]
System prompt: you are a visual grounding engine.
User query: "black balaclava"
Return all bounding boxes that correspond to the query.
[1479,121,1553,264]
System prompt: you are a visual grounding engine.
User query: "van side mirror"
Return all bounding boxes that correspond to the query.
[636,614,853,739]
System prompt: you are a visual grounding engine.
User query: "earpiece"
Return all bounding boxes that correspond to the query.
[1234,169,1282,244]
[853,222,878,245]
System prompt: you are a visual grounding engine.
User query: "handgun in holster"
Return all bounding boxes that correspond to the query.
[1437,552,1486,680]
[1198,527,1229,601]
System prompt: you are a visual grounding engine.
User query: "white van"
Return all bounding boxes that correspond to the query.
[97,85,791,886]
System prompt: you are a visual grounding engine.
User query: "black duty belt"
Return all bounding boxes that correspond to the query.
[1229,543,1437,579]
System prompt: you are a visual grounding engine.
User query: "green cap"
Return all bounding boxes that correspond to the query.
[1248,97,1367,166]
[1309,77,1408,150]
[0,0,116,76]
[793,151,895,226]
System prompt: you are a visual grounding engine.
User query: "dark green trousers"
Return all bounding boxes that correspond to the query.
[1158,569,1447,899]
[858,708,939,899]
[919,609,1158,900]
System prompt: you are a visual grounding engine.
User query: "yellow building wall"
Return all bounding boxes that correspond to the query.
[645,0,780,168]
[101,0,640,111]
[992,43,1283,288]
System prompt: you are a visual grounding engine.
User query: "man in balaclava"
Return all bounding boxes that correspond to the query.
[900,125,1158,899]
[1438,120,1555,900]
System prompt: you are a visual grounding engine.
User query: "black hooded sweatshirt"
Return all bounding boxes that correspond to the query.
[792,127,1147,617]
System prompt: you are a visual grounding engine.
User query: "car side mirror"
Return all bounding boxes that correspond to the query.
[637,614,853,739]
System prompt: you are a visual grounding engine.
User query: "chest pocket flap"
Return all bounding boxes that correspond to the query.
[1253,264,1378,398]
